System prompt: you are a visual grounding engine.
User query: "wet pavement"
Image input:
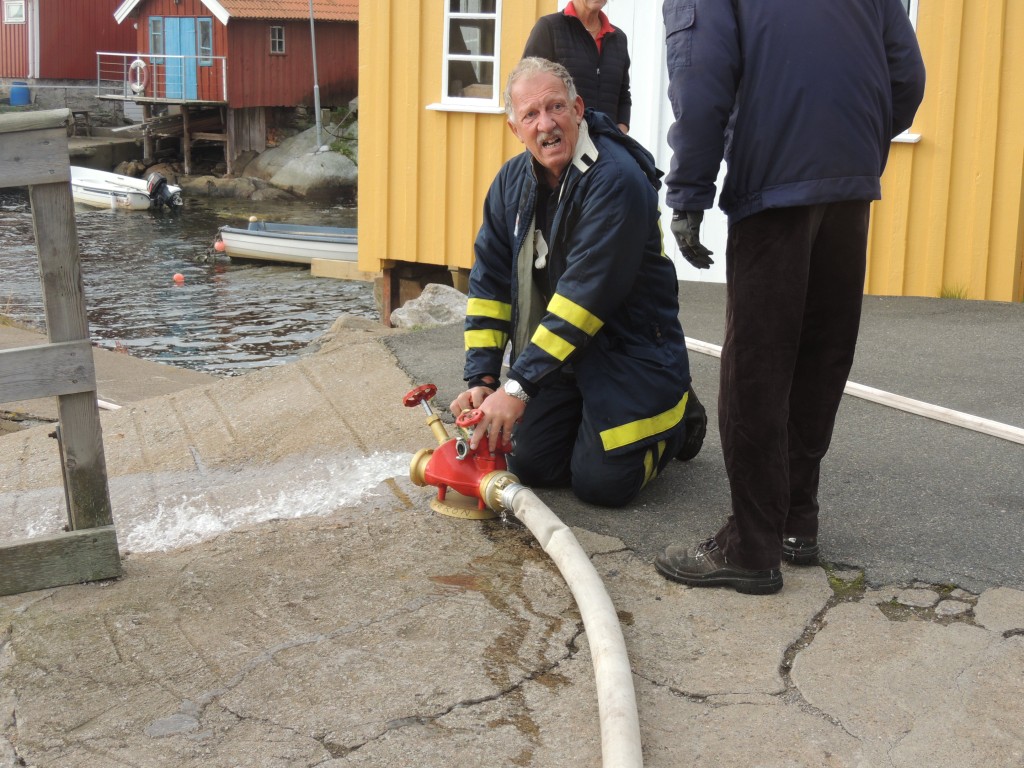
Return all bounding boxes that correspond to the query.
[1,283,1023,767]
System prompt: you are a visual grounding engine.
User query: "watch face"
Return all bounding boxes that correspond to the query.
[504,380,527,400]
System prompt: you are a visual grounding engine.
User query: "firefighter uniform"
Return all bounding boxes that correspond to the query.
[463,109,697,506]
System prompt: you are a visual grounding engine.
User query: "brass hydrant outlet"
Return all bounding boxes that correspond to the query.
[409,448,434,487]
[479,470,520,515]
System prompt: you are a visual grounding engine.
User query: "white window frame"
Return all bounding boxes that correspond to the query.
[3,0,25,24]
[198,18,214,66]
[892,0,921,143]
[148,17,164,65]
[270,25,285,55]
[428,0,503,115]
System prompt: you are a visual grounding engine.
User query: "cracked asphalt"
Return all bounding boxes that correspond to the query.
[2,283,1023,767]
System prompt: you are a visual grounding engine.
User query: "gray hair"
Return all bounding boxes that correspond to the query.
[504,57,579,119]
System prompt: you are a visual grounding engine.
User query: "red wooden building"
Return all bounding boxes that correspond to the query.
[103,0,358,172]
[1,0,134,79]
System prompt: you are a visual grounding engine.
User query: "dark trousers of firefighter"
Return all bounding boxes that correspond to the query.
[508,372,687,508]
[714,201,870,571]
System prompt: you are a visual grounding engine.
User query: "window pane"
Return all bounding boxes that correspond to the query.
[271,26,285,54]
[449,20,494,57]
[4,1,25,24]
[443,0,499,103]
[198,18,213,65]
[449,0,496,13]
[149,17,164,64]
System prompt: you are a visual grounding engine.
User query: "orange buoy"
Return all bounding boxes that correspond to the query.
[173,273,185,283]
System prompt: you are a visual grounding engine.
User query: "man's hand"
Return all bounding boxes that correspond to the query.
[449,385,495,418]
[472,390,526,454]
[450,386,525,455]
[670,210,714,269]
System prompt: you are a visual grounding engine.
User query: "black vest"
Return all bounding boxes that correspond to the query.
[523,13,632,127]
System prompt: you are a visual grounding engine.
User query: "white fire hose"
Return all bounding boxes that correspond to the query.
[686,338,1024,445]
[483,477,644,768]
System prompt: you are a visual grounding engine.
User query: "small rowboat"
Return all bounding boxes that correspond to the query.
[70,166,183,211]
[217,219,357,265]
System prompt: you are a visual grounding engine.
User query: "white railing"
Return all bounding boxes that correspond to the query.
[96,52,227,102]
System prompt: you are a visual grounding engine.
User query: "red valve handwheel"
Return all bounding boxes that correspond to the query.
[403,383,438,407]
[456,408,484,428]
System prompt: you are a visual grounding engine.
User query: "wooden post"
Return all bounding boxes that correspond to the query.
[29,181,115,531]
[142,102,153,163]
[222,106,233,176]
[0,109,121,596]
[182,105,193,175]
[380,263,401,327]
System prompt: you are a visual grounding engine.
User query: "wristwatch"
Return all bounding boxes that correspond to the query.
[502,379,531,404]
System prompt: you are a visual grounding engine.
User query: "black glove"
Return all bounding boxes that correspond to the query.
[670,210,714,269]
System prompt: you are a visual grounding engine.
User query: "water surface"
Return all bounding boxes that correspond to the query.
[0,190,376,375]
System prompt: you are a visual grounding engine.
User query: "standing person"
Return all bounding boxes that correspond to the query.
[523,0,631,134]
[655,0,926,594]
[449,57,705,507]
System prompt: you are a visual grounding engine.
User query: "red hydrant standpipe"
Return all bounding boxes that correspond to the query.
[405,384,514,520]
[403,385,644,767]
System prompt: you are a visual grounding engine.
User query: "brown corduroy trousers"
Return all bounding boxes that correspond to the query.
[713,201,871,571]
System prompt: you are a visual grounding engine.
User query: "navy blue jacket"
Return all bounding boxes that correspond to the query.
[523,12,632,128]
[663,0,926,223]
[464,110,691,456]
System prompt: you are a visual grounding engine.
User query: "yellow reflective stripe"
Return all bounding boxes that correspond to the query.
[465,329,508,351]
[549,293,603,335]
[642,448,655,485]
[639,440,666,490]
[531,324,576,361]
[600,391,689,452]
[467,297,512,321]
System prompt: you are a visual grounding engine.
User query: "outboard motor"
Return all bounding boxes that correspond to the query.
[146,172,183,210]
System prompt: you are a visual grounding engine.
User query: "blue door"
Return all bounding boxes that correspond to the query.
[164,17,198,99]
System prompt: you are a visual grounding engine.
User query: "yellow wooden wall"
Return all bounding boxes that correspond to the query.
[358,1,552,275]
[868,0,1024,302]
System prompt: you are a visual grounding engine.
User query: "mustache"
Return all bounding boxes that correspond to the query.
[538,129,563,144]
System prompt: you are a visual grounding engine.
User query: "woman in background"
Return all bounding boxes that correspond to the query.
[523,0,631,133]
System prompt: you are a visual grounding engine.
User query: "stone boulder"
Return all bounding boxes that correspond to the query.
[269,151,357,197]
[243,124,357,197]
[389,284,468,329]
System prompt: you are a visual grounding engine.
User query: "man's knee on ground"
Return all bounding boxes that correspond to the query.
[571,466,640,508]
[506,452,570,489]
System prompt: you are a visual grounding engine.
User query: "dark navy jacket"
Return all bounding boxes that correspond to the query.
[523,12,632,128]
[663,0,926,223]
[463,110,691,456]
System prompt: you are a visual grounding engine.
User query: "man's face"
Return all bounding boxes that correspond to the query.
[507,72,585,187]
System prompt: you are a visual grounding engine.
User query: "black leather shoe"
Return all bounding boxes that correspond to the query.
[655,538,783,595]
[676,387,707,461]
[782,536,819,565]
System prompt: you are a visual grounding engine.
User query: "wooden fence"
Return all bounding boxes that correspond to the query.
[0,108,120,596]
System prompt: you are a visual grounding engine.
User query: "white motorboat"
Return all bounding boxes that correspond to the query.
[216,219,357,265]
[70,166,183,211]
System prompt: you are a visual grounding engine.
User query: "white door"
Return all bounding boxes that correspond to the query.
[556,0,728,283]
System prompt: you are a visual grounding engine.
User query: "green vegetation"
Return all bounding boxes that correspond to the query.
[326,106,358,163]
[0,104,38,115]
[940,284,969,300]
[825,566,865,602]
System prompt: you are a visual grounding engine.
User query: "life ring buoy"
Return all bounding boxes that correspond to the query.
[129,59,148,94]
